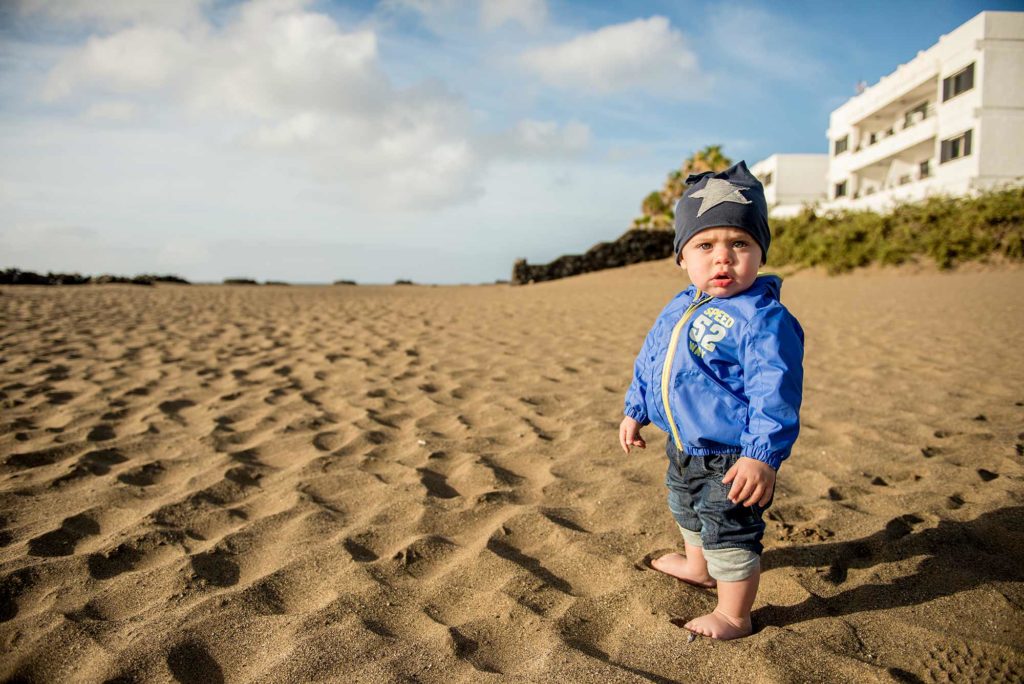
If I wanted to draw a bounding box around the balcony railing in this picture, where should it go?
[843,118,936,175]
[852,104,937,153]
[850,162,934,199]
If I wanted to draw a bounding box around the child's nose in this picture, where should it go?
[713,247,732,264]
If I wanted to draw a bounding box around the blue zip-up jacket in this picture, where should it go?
[624,275,804,470]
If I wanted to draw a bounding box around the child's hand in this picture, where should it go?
[722,457,776,507]
[619,417,646,454]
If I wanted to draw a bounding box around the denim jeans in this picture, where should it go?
[665,438,772,556]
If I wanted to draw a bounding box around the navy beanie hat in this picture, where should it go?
[673,160,770,264]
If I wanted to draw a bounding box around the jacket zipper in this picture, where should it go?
[660,291,712,450]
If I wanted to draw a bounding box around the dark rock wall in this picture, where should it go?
[512,229,674,285]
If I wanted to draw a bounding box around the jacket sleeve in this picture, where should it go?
[623,320,660,425]
[738,306,804,470]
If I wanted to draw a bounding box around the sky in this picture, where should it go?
[1,0,1020,284]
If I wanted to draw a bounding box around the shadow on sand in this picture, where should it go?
[756,505,1024,628]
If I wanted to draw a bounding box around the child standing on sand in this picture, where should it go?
[618,161,804,640]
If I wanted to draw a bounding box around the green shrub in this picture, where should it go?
[769,186,1024,273]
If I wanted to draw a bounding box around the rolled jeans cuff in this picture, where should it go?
[677,524,703,549]
[703,547,759,582]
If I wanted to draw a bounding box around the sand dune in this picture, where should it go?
[1,262,1023,682]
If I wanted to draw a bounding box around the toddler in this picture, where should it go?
[619,161,804,640]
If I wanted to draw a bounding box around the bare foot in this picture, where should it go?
[650,553,716,588]
[684,608,752,640]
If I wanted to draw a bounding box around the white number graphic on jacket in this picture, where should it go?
[688,308,735,354]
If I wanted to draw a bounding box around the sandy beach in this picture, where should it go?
[1,261,1023,683]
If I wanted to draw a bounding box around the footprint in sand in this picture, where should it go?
[52,448,127,487]
[922,642,1023,683]
[416,468,460,499]
[167,640,225,684]
[159,399,196,423]
[28,513,100,557]
[0,568,36,623]
[86,424,116,442]
[313,431,343,452]
[190,550,240,587]
[87,529,185,580]
[0,516,12,548]
[343,537,379,563]
[117,461,166,487]
[7,444,79,469]
[46,390,75,405]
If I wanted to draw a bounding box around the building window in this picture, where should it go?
[834,136,848,155]
[919,159,931,179]
[869,132,877,145]
[762,172,773,186]
[834,181,848,198]
[940,130,972,163]
[942,63,974,101]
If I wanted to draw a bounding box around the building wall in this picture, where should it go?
[977,12,1024,182]
[775,155,828,204]
[750,154,827,217]
[822,11,1023,212]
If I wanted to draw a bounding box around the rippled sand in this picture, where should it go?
[1,262,1023,682]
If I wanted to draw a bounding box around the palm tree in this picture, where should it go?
[682,144,731,177]
[631,145,733,231]
[641,191,667,217]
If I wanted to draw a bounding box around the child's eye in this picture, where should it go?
[696,243,712,250]
[732,240,748,248]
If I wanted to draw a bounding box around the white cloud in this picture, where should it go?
[480,0,547,31]
[492,118,590,158]
[83,99,139,121]
[519,16,704,96]
[43,26,194,100]
[38,0,485,208]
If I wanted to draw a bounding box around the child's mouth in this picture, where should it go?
[710,273,733,287]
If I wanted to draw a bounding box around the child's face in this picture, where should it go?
[678,227,762,298]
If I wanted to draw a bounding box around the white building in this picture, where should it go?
[825,11,1024,212]
[750,154,829,217]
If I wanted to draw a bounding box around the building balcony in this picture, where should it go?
[843,112,937,173]
[827,172,968,213]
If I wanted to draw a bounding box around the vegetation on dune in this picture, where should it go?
[632,144,733,230]
[0,269,189,286]
[514,140,1022,284]
[630,144,1024,274]
[770,186,1024,273]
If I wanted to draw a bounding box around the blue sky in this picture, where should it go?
[1,0,1019,283]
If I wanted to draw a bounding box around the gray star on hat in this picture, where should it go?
[689,178,751,217]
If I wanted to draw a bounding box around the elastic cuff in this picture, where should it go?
[676,523,702,548]
[624,406,649,425]
[703,547,760,582]
[740,448,783,471]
